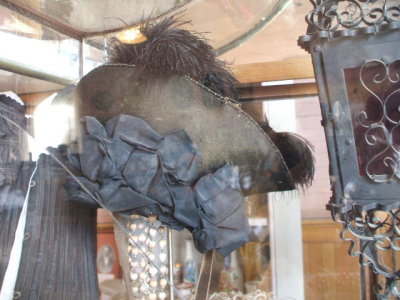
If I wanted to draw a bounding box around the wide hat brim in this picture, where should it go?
[74,64,294,195]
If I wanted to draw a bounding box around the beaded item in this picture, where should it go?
[127,215,169,300]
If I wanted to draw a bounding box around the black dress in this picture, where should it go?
[0,94,99,300]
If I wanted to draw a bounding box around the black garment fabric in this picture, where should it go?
[0,94,27,182]
[65,114,250,256]
[0,153,99,300]
[0,94,27,292]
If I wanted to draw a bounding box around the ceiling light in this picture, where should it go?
[116,27,147,44]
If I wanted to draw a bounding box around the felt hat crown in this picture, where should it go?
[74,65,295,196]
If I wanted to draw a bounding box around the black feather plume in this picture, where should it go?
[261,121,315,189]
[108,16,238,98]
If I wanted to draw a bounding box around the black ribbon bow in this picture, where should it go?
[65,114,250,256]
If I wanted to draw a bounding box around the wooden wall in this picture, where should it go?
[302,219,361,300]
[19,91,57,115]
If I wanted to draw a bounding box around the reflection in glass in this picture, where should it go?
[97,244,116,274]
[0,6,80,82]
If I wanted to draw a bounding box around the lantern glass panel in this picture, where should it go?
[344,62,400,181]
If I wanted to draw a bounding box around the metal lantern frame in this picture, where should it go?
[299,0,400,298]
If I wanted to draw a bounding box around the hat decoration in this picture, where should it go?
[67,16,315,256]
[107,16,314,189]
[108,17,238,99]
[65,114,250,256]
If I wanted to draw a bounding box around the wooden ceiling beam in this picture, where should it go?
[238,82,317,101]
[231,56,315,84]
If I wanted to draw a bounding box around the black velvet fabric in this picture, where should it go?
[65,114,250,256]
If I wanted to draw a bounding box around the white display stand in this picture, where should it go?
[264,100,305,300]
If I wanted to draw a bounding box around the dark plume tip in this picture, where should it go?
[260,122,315,189]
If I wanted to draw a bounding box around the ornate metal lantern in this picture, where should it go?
[299,0,400,297]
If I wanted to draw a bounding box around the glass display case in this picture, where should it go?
[0,1,373,300]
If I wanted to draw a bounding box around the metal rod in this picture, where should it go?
[0,56,76,86]
[103,37,109,64]
[79,40,84,78]
[168,228,174,300]
[360,259,367,300]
